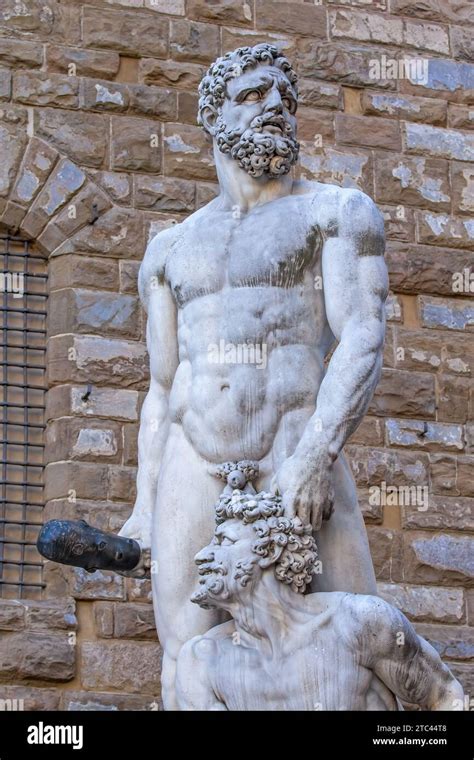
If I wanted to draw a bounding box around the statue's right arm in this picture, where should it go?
[118,229,180,548]
[176,637,228,711]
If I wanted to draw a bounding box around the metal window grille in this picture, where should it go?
[0,235,47,599]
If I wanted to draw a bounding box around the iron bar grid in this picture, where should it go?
[0,235,47,599]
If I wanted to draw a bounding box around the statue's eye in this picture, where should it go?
[221,537,234,546]
[243,90,261,103]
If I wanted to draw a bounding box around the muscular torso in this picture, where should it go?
[153,186,336,464]
[199,596,397,711]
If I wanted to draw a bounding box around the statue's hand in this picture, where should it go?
[272,450,334,531]
[118,507,152,550]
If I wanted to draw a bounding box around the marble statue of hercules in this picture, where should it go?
[119,43,389,709]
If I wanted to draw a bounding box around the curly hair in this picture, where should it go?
[215,490,317,594]
[198,43,298,133]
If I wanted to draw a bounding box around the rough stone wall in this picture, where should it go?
[0,0,472,710]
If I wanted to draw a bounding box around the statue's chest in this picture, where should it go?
[166,204,321,308]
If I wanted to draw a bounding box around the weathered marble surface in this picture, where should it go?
[119,43,390,709]
[176,494,464,711]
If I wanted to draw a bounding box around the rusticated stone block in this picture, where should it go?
[196,181,219,209]
[0,38,43,68]
[449,105,474,131]
[134,175,195,212]
[45,418,122,464]
[403,494,474,531]
[257,0,326,37]
[25,598,77,631]
[0,632,75,682]
[81,641,162,694]
[0,601,25,631]
[385,293,403,321]
[108,466,137,502]
[20,158,86,239]
[367,527,402,582]
[91,171,132,206]
[52,207,145,259]
[139,58,205,90]
[417,210,474,250]
[386,242,472,296]
[46,45,120,80]
[347,446,429,488]
[403,532,474,586]
[298,80,342,111]
[347,416,384,447]
[420,296,474,332]
[386,419,464,452]
[48,289,140,340]
[369,368,435,418]
[336,114,401,150]
[458,457,474,497]
[178,91,199,125]
[45,385,139,423]
[329,9,403,46]
[377,583,465,624]
[222,28,296,59]
[48,335,149,389]
[170,19,220,64]
[72,568,125,601]
[404,20,449,54]
[391,0,474,26]
[0,105,28,198]
[405,123,474,163]
[188,0,253,26]
[34,108,107,168]
[113,603,157,640]
[61,690,161,711]
[441,373,471,423]
[44,461,109,501]
[10,137,58,207]
[415,624,474,661]
[0,68,11,100]
[451,162,474,216]
[123,423,138,465]
[299,146,372,191]
[120,261,140,295]
[429,454,458,495]
[375,156,450,211]
[450,26,474,63]
[13,71,79,108]
[111,117,161,173]
[392,328,474,376]
[0,0,80,44]
[127,577,153,603]
[49,255,119,292]
[164,122,215,181]
[83,7,168,58]
[0,686,60,711]
[296,41,396,89]
[361,91,446,126]
[94,602,114,638]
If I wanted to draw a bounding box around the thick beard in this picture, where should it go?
[215,116,299,179]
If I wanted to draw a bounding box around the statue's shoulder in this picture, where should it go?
[298,181,385,250]
[181,621,234,663]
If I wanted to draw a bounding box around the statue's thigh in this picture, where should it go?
[312,452,377,595]
[150,424,223,651]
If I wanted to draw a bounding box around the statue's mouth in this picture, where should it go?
[263,119,285,133]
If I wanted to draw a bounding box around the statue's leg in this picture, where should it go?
[150,423,223,710]
[312,452,377,594]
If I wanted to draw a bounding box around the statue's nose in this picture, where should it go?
[195,547,213,564]
[265,87,283,113]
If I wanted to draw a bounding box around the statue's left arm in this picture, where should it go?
[359,597,464,710]
[275,189,388,529]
